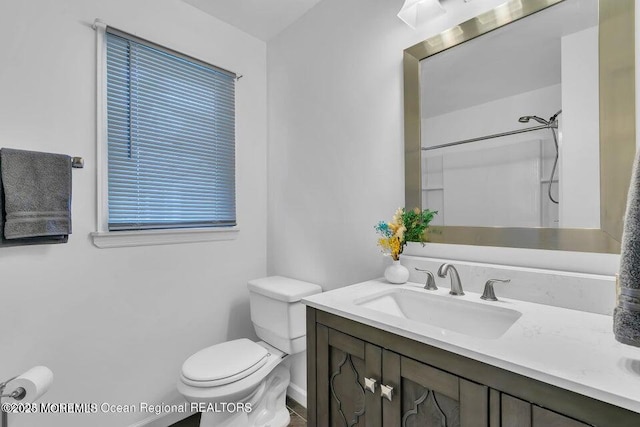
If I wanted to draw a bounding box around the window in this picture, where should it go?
[104,28,236,232]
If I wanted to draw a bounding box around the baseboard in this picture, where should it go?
[287,382,307,408]
[127,398,195,427]
[128,384,305,426]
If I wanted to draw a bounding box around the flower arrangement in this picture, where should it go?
[375,208,437,261]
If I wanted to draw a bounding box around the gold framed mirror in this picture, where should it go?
[404,0,635,254]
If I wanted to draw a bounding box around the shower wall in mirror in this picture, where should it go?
[421,0,597,229]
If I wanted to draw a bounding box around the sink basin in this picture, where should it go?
[354,288,522,339]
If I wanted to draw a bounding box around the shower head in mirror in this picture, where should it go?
[518,115,549,125]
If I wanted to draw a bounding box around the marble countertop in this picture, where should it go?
[303,279,640,413]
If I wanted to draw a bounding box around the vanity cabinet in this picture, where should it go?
[314,325,382,426]
[307,308,640,427]
[501,394,590,427]
[381,352,488,427]
[314,324,487,426]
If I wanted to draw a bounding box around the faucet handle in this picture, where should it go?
[481,279,511,301]
[415,268,438,291]
[437,263,449,278]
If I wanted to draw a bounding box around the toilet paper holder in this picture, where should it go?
[0,366,53,427]
[0,376,26,400]
[1,376,27,427]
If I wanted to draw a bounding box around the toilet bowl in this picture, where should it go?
[177,276,322,427]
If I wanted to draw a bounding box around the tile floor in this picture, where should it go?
[170,397,307,426]
[286,396,307,426]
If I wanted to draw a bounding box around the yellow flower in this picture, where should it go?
[377,236,402,260]
[390,236,400,253]
[377,237,390,250]
[389,236,402,260]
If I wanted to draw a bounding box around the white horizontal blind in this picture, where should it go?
[106,29,236,231]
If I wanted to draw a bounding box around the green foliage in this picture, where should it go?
[402,208,438,244]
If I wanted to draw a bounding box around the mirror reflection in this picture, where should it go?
[420,0,598,229]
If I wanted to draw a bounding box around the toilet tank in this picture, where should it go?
[248,276,322,354]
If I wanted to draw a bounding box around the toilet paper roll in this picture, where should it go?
[6,366,53,404]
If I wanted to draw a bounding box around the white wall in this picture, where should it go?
[0,1,267,426]
[267,0,513,286]
[267,0,627,398]
[560,26,600,228]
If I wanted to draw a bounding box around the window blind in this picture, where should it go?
[106,29,236,231]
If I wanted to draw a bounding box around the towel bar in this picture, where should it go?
[71,157,84,169]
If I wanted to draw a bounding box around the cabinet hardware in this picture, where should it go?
[381,384,394,401]
[364,377,377,394]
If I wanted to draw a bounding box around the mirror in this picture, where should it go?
[403,0,635,253]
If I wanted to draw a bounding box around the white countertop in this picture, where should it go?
[303,279,640,413]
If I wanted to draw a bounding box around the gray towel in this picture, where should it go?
[614,149,640,346]
[0,148,71,241]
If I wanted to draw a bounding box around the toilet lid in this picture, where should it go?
[181,339,269,385]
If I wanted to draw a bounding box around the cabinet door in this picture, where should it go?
[501,394,590,427]
[382,351,489,427]
[316,325,383,426]
[501,394,532,427]
[533,406,591,427]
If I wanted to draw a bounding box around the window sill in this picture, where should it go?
[90,227,239,248]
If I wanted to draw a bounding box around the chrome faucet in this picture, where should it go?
[415,268,438,291]
[481,279,511,301]
[437,263,464,295]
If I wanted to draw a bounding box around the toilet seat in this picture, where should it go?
[181,339,269,387]
[178,341,286,405]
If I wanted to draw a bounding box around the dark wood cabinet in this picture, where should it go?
[382,351,488,427]
[501,394,532,427]
[315,323,488,427]
[501,394,590,427]
[532,405,591,427]
[308,307,640,427]
[315,325,381,426]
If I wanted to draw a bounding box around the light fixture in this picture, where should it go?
[397,0,446,29]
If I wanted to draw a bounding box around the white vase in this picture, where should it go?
[384,259,409,284]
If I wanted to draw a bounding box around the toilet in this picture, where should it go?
[177,276,322,427]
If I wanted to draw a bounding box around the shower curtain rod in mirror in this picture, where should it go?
[421,123,557,151]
